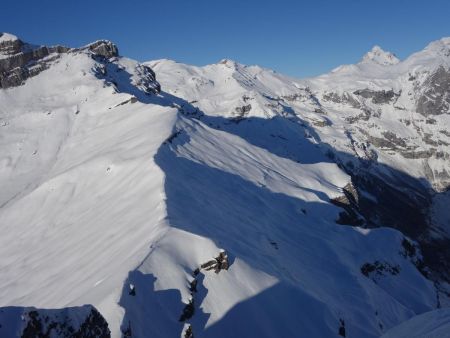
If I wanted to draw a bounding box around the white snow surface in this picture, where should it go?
[381,308,450,338]
[0,52,178,336]
[1,38,449,337]
[0,32,18,43]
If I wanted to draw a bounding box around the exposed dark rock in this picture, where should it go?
[269,240,279,250]
[134,65,161,94]
[439,130,450,137]
[312,118,331,127]
[400,148,436,159]
[281,93,304,102]
[353,88,399,104]
[331,182,364,226]
[0,305,110,338]
[189,279,198,293]
[0,34,120,89]
[401,238,417,258]
[338,319,346,337]
[327,148,450,282]
[75,308,110,338]
[234,104,252,119]
[0,34,70,88]
[361,261,401,282]
[184,324,194,338]
[381,131,407,148]
[421,238,450,282]
[365,131,407,150]
[349,171,430,239]
[164,130,183,145]
[0,33,23,55]
[343,182,359,204]
[86,40,119,59]
[200,251,229,274]
[122,321,132,338]
[179,299,195,322]
[417,66,450,116]
[93,59,160,96]
[423,133,439,146]
[0,33,159,96]
[323,91,361,109]
[114,96,138,108]
[242,94,252,102]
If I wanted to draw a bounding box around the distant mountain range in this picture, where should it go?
[1,32,450,337]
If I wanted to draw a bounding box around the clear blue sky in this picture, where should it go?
[3,0,450,77]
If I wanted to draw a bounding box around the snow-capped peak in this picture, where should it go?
[422,37,450,57]
[360,45,400,66]
[218,58,238,68]
[0,32,19,43]
[2,33,450,338]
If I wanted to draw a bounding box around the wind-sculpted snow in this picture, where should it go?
[0,44,177,336]
[1,34,449,338]
[141,112,436,337]
[150,39,450,283]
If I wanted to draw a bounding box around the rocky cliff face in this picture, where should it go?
[0,33,121,89]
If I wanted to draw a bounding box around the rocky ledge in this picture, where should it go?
[0,32,119,89]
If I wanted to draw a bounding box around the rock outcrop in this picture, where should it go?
[0,305,110,338]
[0,33,121,89]
[86,40,119,59]
[200,250,229,273]
[0,33,70,88]
[416,66,450,116]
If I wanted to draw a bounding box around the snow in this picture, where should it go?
[1,35,449,338]
[381,308,450,338]
[0,305,102,337]
[360,45,400,66]
[0,51,177,336]
[0,32,18,43]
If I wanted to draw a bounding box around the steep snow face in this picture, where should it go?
[150,41,450,298]
[0,34,448,338]
[0,44,177,336]
[115,109,437,338]
[143,38,450,337]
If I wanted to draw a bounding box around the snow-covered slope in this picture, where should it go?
[146,39,450,336]
[149,38,450,281]
[0,34,449,337]
[0,35,178,336]
[381,307,450,338]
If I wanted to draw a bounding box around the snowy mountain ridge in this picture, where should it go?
[360,45,400,66]
[0,33,450,337]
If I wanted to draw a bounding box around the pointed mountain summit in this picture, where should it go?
[360,45,400,66]
[0,32,19,43]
